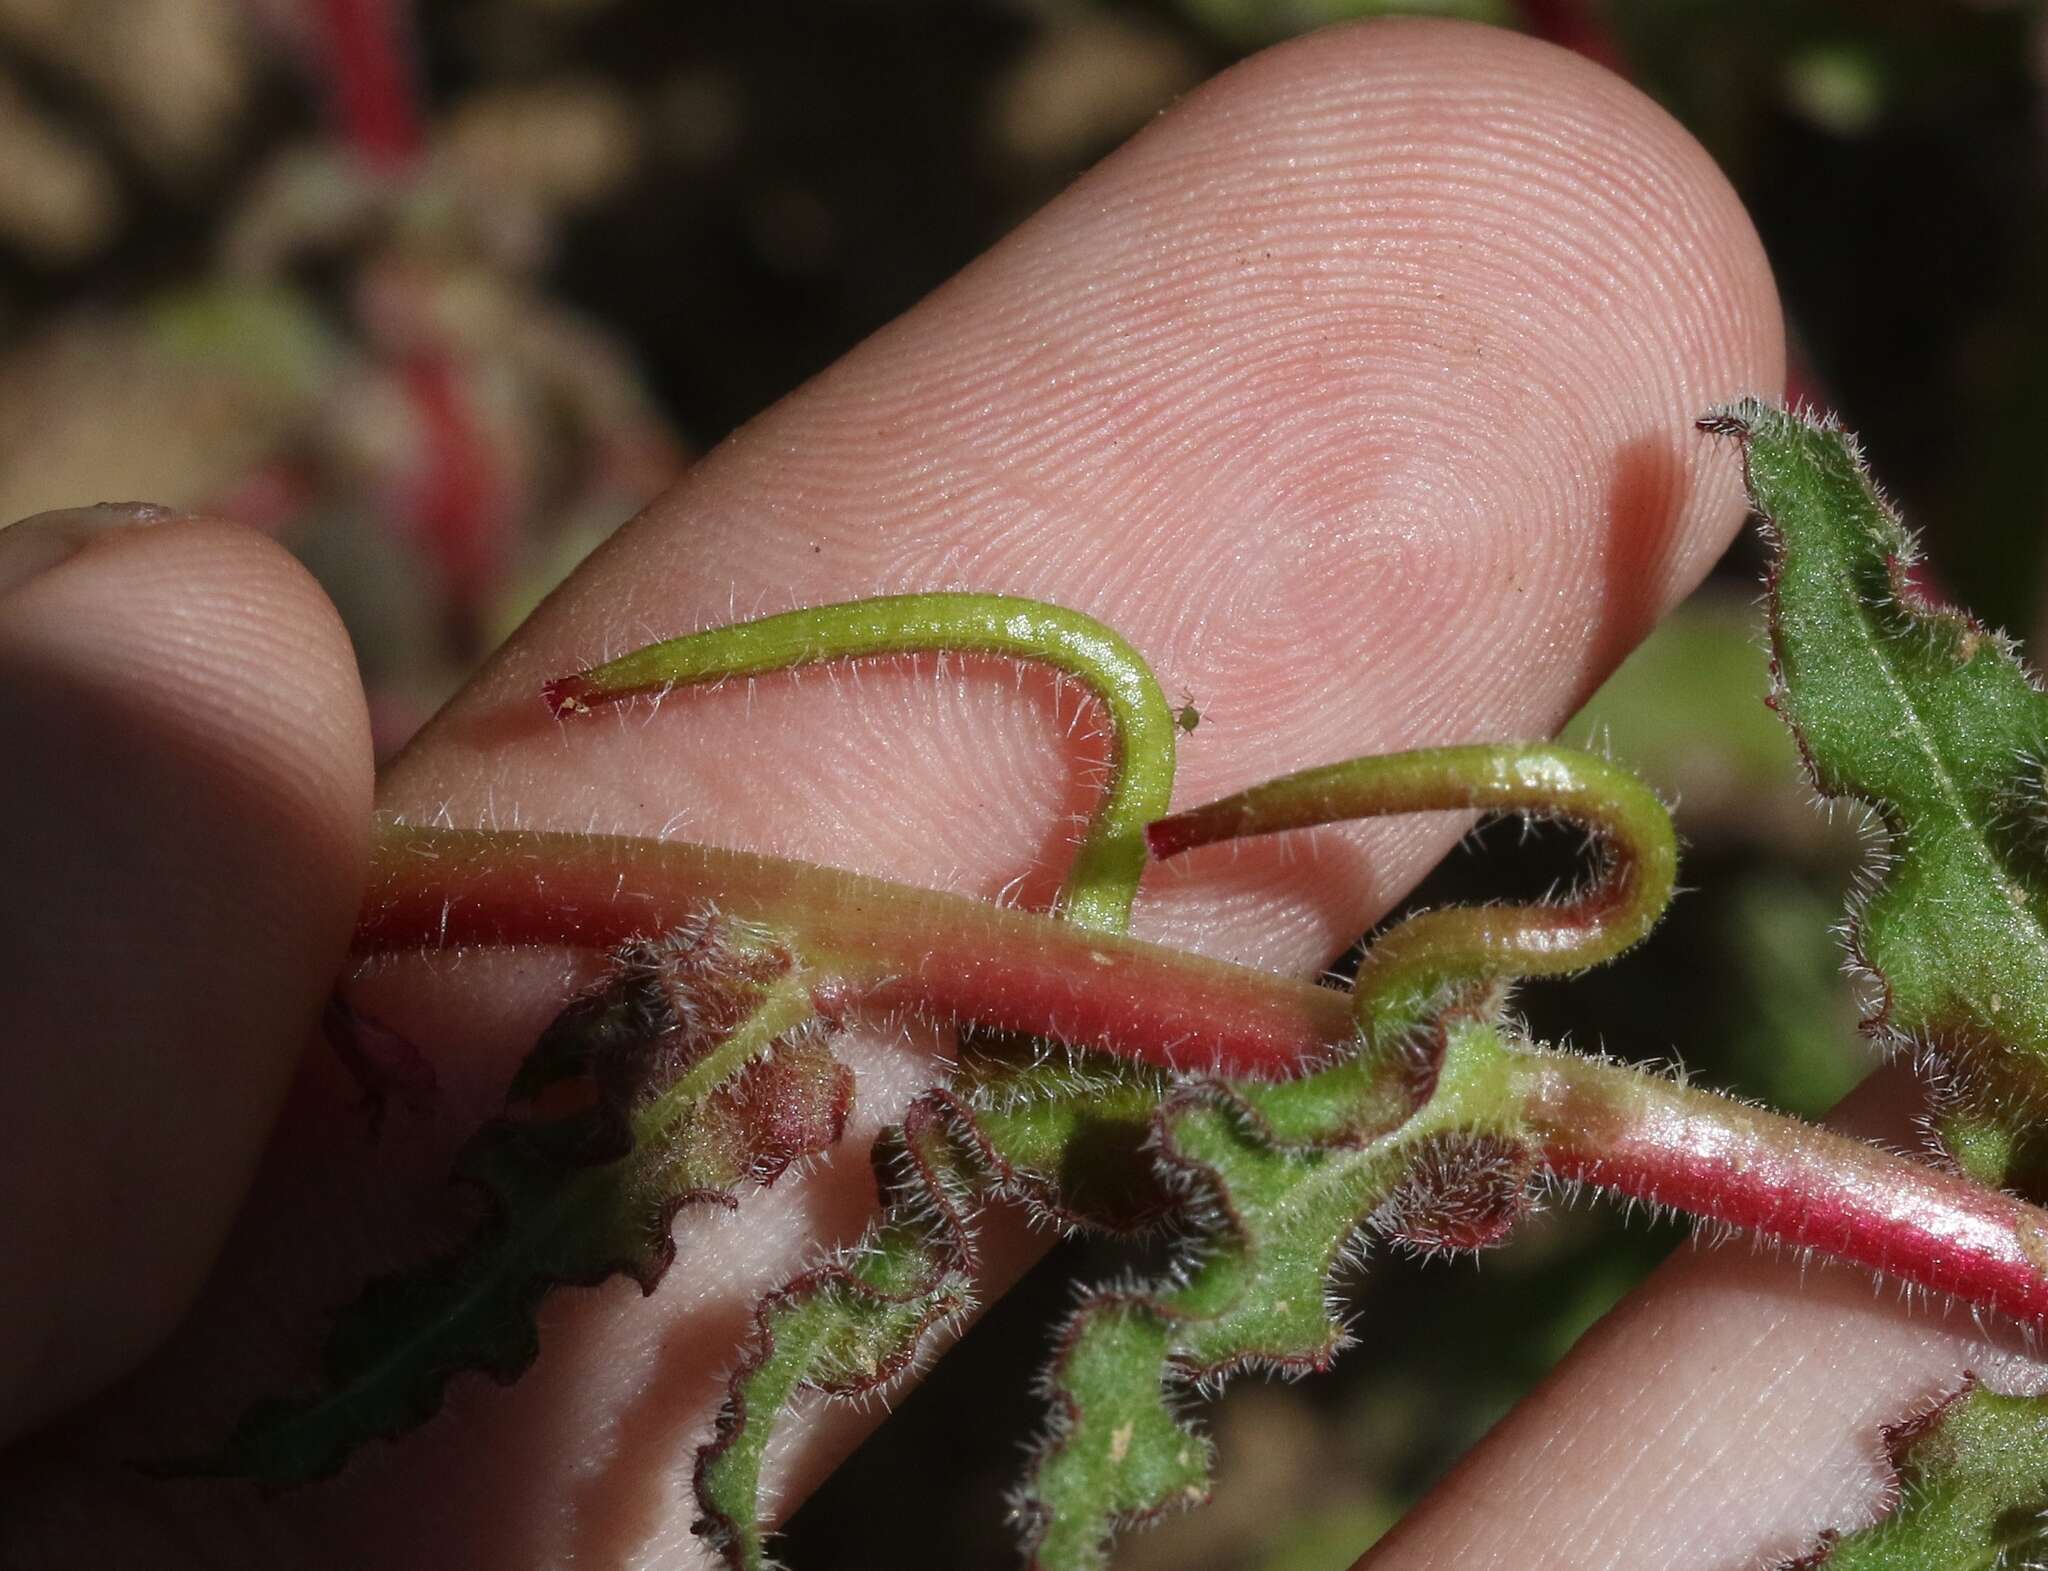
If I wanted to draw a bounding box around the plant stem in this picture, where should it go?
[356,822,1353,1076]
[1516,1050,2048,1328]
[540,594,1177,931]
[311,0,423,170]
[1149,744,1676,1040]
[357,820,2048,1330]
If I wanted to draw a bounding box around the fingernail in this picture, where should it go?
[0,504,182,598]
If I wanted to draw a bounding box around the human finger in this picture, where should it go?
[0,509,372,1437]
[11,20,1779,1568]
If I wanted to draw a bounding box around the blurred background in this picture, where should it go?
[0,1,2040,1566]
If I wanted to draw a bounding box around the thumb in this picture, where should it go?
[0,508,372,1436]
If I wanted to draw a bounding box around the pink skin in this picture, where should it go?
[0,509,371,1435]
[0,17,1950,1571]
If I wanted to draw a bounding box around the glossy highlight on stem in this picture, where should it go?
[1518,1051,2048,1329]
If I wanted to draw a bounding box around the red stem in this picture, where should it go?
[1521,1053,2048,1328]
[1513,0,1625,71]
[309,0,424,169]
[357,823,1355,1077]
[402,354,507,633]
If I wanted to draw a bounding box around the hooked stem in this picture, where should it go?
[540,594,1176,933]
[1149,744,1677,1041]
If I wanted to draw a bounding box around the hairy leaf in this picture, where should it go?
[1018,1019,1521,1568]
[1776,1380,2048,1570]
[683,587,1189,1566]
[1705,401,2048,1185]
[1023,1300,1211,1571]
[695,1102,980,1570]
[689,1036,1190,1570]
[1715,404,2048,1571]
[695,1220,975,1570]
[179,919,843,1485]
[691,1020,1424,1571]
[1011,734,1666,1568]
[953,1045,1178,1231]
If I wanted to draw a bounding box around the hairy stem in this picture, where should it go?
[540,594,1176,931]
[1517,1051,2048,1328]
[356,821,1352,1076]
[358,820,2048,1331]
[1149,744,1676,1040]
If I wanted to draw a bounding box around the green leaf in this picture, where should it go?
[1156,1099,1404,1368]
[685,586,1191,1566]
[177,922,842,1485]
[1775,1380,2048,1569]
[696,1104,980,1570]
[1019,1020,1523,1569]
[954,1045,1178,1231]
[689,1019,1440,1571]
[688,1038,1196,1571]
[1173,0,1510,50]
[1706,401,2048,1185]
[695,1217,975,1571]
[1023,1301,1212,1571]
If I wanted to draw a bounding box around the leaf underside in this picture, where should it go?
[1004,1018,1516,1571]
[690,981,1496,1571]
[1775,1379,2048,1570]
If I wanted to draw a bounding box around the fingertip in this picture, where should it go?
[0,510,372,1433]
[1092,14,1786,678]
[471,16,1782,970]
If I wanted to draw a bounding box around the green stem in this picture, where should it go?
[542,594,1176,931]
[1148,744,1677,1041]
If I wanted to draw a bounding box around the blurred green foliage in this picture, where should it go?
[1608,0,2048,637]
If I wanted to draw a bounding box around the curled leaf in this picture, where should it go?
[176,917,842,1485]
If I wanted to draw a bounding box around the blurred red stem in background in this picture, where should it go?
[1514,0,1624,70]
[309,0,423,169]
[402,354,508,641]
